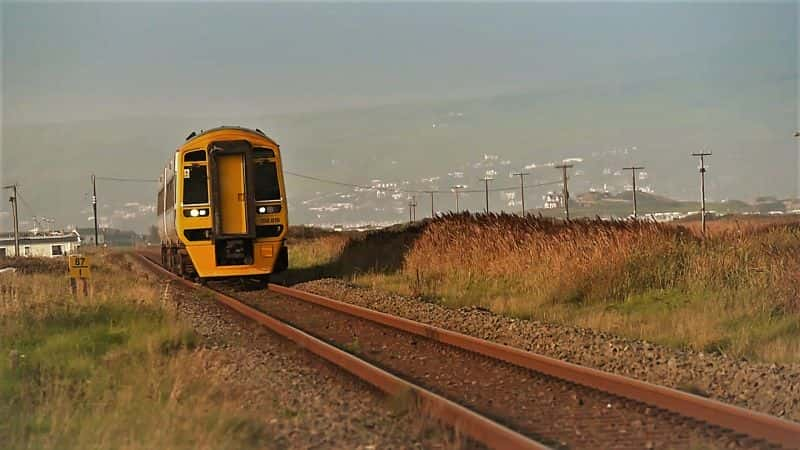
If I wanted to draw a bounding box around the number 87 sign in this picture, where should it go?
[68,255,92,279]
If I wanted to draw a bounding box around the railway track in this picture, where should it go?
[135,252,800,449]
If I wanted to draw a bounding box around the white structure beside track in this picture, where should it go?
[0,231,81,257]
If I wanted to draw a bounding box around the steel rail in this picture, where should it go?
[134,253,546,450]
[270,283,800,449]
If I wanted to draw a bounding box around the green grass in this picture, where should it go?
[0,254,273,450]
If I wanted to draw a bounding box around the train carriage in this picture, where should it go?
[157,126,288,281]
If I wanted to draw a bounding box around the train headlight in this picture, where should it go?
[257,205,281,214]
[184,208,209,218]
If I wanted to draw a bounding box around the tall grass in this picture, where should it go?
[0,253,273,449]
[304,214,800,363]
[406,214,798,308]
[404,214,800,361]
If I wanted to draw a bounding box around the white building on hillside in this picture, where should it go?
[0,231,81,258]
[543,191,563,209]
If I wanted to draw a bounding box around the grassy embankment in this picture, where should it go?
[0,254,271,449]
[287,215,800,363]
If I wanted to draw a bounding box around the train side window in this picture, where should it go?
[166,177,175,210]
[184,150,206,162]
[157,188,164,216]
[183,165,209,205]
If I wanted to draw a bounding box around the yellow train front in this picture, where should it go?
[157,126,288,281]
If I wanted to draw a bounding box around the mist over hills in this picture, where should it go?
[2,2,796,232]
[3,71,796,232]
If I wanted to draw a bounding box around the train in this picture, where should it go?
[157,126,288,282]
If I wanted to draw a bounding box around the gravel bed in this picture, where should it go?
[231,287,764,450]
[294,278,800,424]
[132,262,467,449]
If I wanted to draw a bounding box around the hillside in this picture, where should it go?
[3,71,796,231]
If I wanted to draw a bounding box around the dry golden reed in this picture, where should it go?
[339,213,799,362]
[403,213,800,312]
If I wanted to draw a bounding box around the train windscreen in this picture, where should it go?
[183,166,209,204]
[254,149,281,201]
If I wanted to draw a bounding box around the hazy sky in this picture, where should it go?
[5,2,795,123]
[1,2,798,230]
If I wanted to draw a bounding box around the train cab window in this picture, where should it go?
[253,148,275,159]
[253,151,280,201]
[184,150,206,162]
[183,166,209,205]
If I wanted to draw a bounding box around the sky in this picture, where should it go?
[1,2,798,230]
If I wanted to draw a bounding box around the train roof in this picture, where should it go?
[183,126,278,147]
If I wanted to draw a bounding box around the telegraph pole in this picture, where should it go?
[622,166,644,218]
[512,172,529,215]
[3,184,19,256]
[481,177,493,213]
[408,196,417,222]
[691,152,712,236]
[451,185,463,212]
[92,174,99,246]
[425,191,435,218]
[554,164,573,220]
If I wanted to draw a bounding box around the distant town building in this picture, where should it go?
[543,191,564,209]
[0,230,81,258]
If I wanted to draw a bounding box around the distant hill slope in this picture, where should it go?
[3,70,796,230]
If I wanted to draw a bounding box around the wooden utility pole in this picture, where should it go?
[451,185,463,212]
[3,184,19,256]
[481,177,493,213]
[691,152,712,236]
[407,196,417,222]
[425,191,435,218]
[622,166,645,218]
[91,174,99,246]
[554,164,573,220]
[512,172,529,215]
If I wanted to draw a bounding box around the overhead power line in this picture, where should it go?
[95,176,159,183]
[284,171,376,191]
[15,190,38,219]
[95,170,563,194]
[284,170,562,194]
